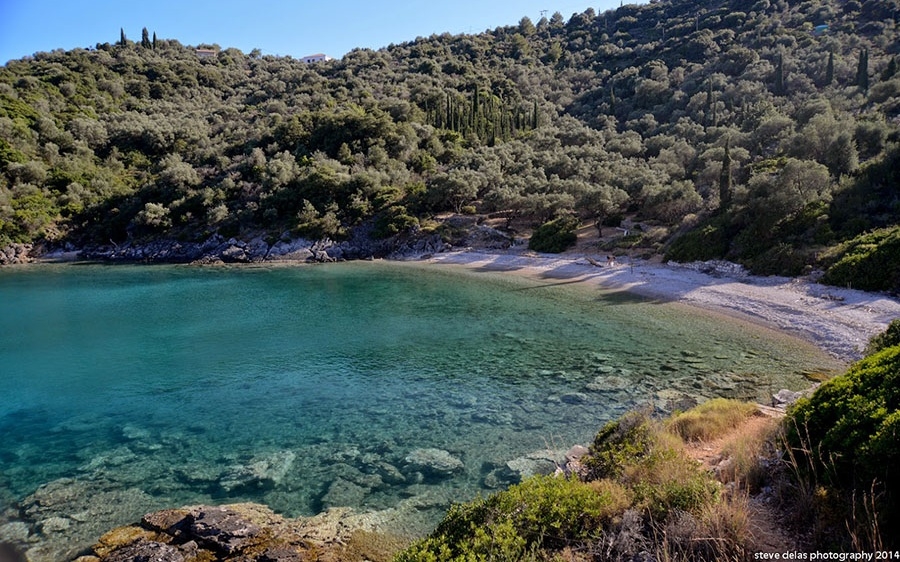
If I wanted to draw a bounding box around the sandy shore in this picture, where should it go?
[425,250,900,363]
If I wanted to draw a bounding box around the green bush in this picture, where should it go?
[822,226,900,293]
[786,345,900,544]
[396,475,622,561]
[583,410,655,480]
[867,318,900,354]
[664,219,730,263]
[528,215,579,253]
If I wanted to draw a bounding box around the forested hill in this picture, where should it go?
[1,0,899,290]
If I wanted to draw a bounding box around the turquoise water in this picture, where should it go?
[0,261,841,552]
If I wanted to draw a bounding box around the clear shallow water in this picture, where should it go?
[0,261,841,551]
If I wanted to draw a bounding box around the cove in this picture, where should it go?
[0,261,842,549]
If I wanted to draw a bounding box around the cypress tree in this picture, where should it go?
[825,50,834,86]
[857,48,869,92]
[775,53,786,96]
[882,56,898,80]
[152,32,157,49]
[119,28,127,46]
[719,138,733,211]
[141,27,151,48]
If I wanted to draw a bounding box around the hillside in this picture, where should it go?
[1,0,899,289]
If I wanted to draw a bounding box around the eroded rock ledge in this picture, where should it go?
[74,503,396,562]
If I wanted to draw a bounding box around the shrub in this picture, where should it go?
[396,475,625,561]
[822,225,900,293]
[664,218,730,262]
[866,318,900,355]
[583,410,656,480]
[528,214,579,253]
[786,346,900,546]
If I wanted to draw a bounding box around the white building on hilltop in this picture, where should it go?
[301,53,333,64]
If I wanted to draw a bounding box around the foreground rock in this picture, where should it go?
[75,503,404,562]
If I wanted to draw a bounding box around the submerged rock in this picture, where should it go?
[219,450,296,493]
[403,448,464,479]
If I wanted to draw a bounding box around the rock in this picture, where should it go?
[103,540,186,562]
[560,392,589,405]
[320,478,370,509]
[585,375,629,393]
[0,521,30,542]
[0,243,33,265]
[505,450,565,480]
[17,478,157,562]
[403,448,464,478]
[772,389,805,408]
[40,516,71,533]
[219,450,296,493]
[189,506,261,554]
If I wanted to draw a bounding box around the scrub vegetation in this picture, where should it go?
[0,0,898,290]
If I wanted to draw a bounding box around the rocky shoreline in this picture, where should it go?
[0,219,516,266]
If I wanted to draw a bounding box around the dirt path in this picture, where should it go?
[683,407,800,554]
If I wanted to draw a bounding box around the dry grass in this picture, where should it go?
[667,398,759,442]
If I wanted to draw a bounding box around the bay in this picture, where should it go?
[0,261,841,550]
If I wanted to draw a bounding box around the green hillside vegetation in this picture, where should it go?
[1,0,899,289]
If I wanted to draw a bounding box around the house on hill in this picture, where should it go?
[301,53,333,64]
[195,48,219,59]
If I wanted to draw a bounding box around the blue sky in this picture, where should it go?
[0,1,632,65]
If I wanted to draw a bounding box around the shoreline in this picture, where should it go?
[9,247,900,362]
[423,249,900,364]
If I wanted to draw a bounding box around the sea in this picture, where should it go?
[0,261,843,558]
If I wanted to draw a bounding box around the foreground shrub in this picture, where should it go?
[528,214,579,253]
[786,345,900,548]
[396,475,626,561]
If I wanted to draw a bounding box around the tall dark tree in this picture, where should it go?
[141,27,151,48]
[719,138,733,211]
[857,48,869,92]
[775,52,786,96]
[152,32,157,49]
[119,27,127,46]
[825,50,835,86]
[882,56,898,80]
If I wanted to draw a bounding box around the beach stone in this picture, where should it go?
[403,448,464,478]
[219,450,296,493]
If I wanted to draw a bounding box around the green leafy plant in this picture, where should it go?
[527,214,579,253]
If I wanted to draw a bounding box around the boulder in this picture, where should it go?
[772,389,805,409]
[505,450,565,480]
[189,506,261,554]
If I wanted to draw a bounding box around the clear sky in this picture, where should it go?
[0,1,634,65]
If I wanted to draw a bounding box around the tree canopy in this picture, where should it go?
[1,0,899,287]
